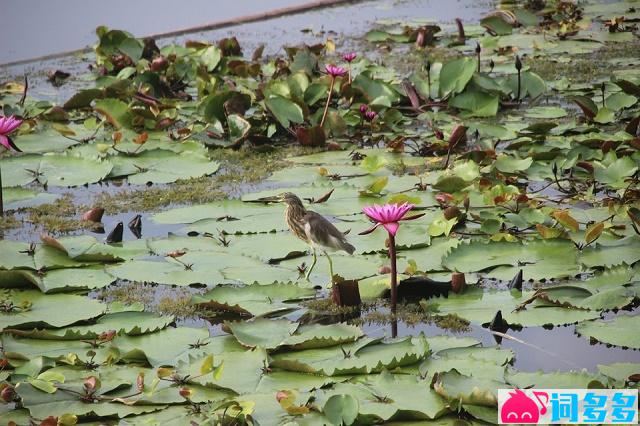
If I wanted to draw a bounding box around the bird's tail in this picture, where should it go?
[342,241,356,255]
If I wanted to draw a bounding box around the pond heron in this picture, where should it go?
[277,192,355,280]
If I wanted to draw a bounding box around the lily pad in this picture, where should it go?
[576,315,640,349]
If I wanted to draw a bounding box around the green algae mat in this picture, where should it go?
[1,0,640,424]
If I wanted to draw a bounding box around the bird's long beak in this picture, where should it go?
[251,195,283,204]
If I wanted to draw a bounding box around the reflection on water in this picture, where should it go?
[170,298,640,373]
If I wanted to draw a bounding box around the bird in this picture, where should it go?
[277,192,355,280]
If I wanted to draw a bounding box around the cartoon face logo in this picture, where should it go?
[500,389,548,424]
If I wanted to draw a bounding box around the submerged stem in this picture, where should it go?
[320,77,336,128]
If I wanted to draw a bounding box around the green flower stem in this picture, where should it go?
[388,233,397,315]
[388,232,398,338]
[0,163,4,217]
[320,77,336,128]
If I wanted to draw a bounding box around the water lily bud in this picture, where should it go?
[112,131,122,144]
[133,132,148,145]
[1,384,15,402]
[82,207,105,223]
[136,373,145,391]
[364,110,378,122]
[150,55,168,72]
[489,59,495,72]
[83,376,100,394]
[359,104,369,114]
[425,59,431,72]
[327,141,342,151]
[515,55,522,71]
[157,367,173,378]
[167,250,186,258]
[434,128,444,140]
[435,192,454,205]
[443,206,461,220]
[276,390,289,402]
[415,28,426,48]
[98,329,116,342]
[378,265,392,274]
[475,42,481,54]
[448,125,468,148]
[179,387,193,399]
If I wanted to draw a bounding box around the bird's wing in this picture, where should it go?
[304,211,354,253]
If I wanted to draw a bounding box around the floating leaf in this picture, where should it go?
[323,394,359,426]
[577,315,640,349]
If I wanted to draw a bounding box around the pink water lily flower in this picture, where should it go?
[342,52,357,62]
[360,202,424,324]
[364,110,378,122]
[361,202,420,236]
[324,64,347,77]
[0,116,23,152]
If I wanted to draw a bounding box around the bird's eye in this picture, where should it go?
[522,412,533,419]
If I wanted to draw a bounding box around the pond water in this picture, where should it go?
[1,0,493,65]
[1,1,639,422]
[1,0,326,65]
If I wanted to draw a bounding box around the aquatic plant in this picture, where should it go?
[0,115,23,216]
[361,203,423,317]
[320,64,347,127]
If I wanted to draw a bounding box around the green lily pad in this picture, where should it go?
[194,282,315,317]
[109,149,220,184]
[227,318,299,350]
[1,153,113,187]
[2,187,60,210]
[0,290,105,330]
[271,335,429,376]
[576,314,640,349]
[524,106,567,119]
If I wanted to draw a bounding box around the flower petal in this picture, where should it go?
[382,222,399,236]
[362,206,381,222]
[358,222,380,235]
[401,213,425,221]
[0,116,22,135]
[0,135,9,150]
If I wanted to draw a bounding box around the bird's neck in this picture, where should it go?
[285,203,306,221]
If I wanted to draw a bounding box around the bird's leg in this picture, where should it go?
[305,248,317,280]
[324,250,334,284]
